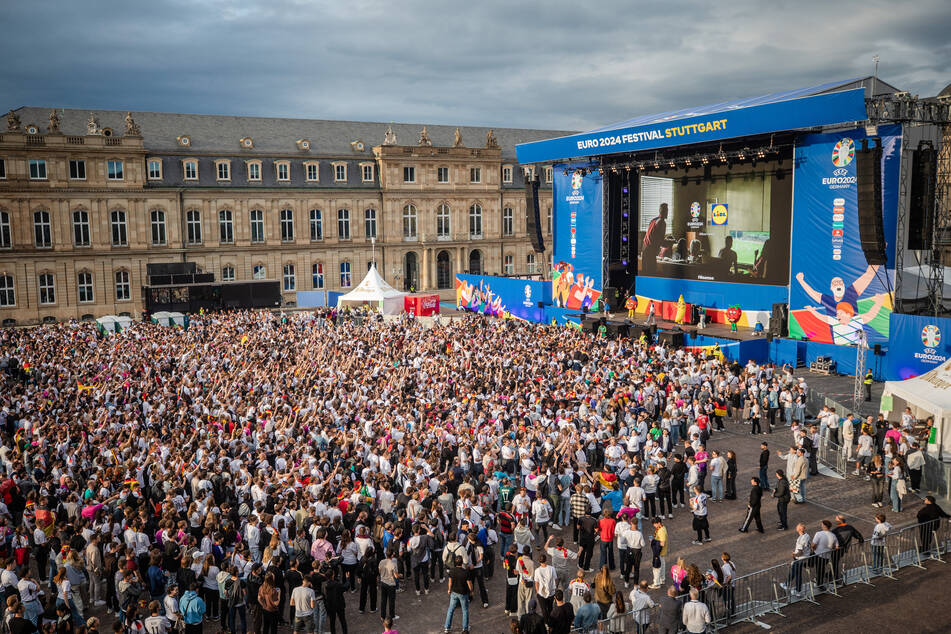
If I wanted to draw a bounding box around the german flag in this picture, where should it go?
[596,471,618,490]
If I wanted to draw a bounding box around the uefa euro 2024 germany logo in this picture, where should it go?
[571,170,584,191]
[922,324,941,349]
[832,138,855,167]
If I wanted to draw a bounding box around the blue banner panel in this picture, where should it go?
[788,124,902,347]
[296,291,343,308]
[552,166,604,307]
[516,89,869,164]
[885,313,951,380]
[635,276,788,311]
[544,305,584,328]
[455,274,551,322]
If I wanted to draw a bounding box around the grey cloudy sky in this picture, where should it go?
[2,0,949,131]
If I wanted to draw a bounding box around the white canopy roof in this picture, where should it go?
[336,264,406,313]
[883,358,951,458]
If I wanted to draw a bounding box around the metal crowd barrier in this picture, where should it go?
[568,602,663,634]
[567,519,950,632]
[816,436,848,477]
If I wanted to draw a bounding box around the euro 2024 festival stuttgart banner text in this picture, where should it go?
[787,125,901,347]
[552,166,603,310]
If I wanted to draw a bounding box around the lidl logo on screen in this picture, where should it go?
[917,324,947,364]
[710,203,728,225]
[832,138,855,167]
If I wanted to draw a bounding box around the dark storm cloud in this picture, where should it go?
[1,0,948,131]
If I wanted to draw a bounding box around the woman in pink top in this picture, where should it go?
[885,423,903,448]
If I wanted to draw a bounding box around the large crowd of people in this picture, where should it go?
[0,309,940,634]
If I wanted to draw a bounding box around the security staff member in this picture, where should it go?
[864,370,873,401]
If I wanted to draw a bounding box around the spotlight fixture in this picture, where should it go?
[668,160,676,169]
[624,164,631,172]
[684,157,692,167]
[701,155,710,165]
[756,148,766,159]
[653,160,660,170]
[737,148,747,160]
[611,166,618,174]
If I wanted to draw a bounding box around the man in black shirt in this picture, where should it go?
[831,514,864,582]
[772,470,791,530]
[657,585,681,634]
[547,589,574,634]
[739,477,764,533]
[519,599,547,634]
[577,512,599,571]
[8,602,38,634]
[444,556,472,634]
[284,559,303,623]
[758,442,770,489]
[266,556,287,623]
[917,495,951,553]
[323,569,348,634]
[670,455,687,508]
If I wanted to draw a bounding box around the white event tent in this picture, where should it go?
[882,358,951,458]
[336,264,406,314]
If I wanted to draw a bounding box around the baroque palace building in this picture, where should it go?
[0,107,567,325]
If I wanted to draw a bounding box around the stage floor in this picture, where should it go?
[596,311,767,342]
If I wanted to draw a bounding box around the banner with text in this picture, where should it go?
[787,124,902,347]
[516,89,868,163]
[885,313,951,380]
[552,165,603,310]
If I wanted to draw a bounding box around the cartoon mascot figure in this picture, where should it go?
[726,305,742,332]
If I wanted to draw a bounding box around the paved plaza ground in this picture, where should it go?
[78,370,945,634]
[335,373,943,634]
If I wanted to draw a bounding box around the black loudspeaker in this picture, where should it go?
[658,331,684,347]
[874,343,882,355]
[524,173,545,253]
[908,142,937,251]
[855,140,886,265]
[582,317,599,333]
[606,320,629,338]
[537,301,545,309]
[770,303,788,337]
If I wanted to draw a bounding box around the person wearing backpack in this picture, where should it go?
[407,525,432,596]
[178,582,206,634]
[221,568,246,634]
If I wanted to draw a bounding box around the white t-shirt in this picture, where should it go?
[291,585,316,617]
[812,530,837,557]
[533,565,557,598]
[532,499,552,524]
